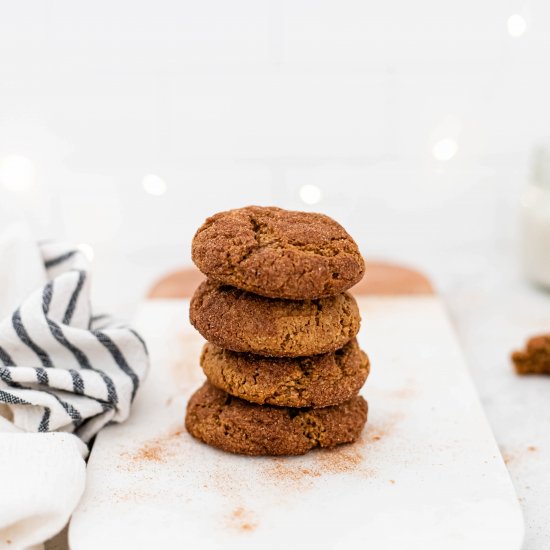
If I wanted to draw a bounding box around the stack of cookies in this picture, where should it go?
[185,206,370,456]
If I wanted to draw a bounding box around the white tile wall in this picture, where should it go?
[0,0,549,313]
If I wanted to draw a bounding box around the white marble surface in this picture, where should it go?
[71,297,524,550]
[433,245,550,550]
[83,238,549,549]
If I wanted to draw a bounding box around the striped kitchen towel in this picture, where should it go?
[0,235,149,443]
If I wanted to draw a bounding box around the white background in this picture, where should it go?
[0,2,549,548]
[0,0,548,311]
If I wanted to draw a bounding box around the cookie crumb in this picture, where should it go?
[512,335,550,375]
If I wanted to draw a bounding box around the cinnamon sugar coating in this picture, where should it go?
[200,339,369,408]
[190,280,361,357]
[192,206,365,300]
[185,382,368,456]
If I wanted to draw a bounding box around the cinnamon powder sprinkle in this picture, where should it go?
[264,437,373,488]
[315,444,365,474]
[227,507,258,533]
[502,445,539,466]
[133,441,165,462]
[121,425,186,468]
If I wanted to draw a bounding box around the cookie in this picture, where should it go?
[192,206,365,300]
[200,339,370,408]
[185,382,368,456]
[189,280,361,357]
[512,335,550,375]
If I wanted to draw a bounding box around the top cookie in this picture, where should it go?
[192,206,365,300]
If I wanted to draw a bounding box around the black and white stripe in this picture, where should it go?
[44,250,77,269]
[0,242,149,442]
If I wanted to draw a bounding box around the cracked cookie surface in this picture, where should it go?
[185,381,368,456]
[201,339,370,408]
[192,206,365,300]
[190,280,361,357]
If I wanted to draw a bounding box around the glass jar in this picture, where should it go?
[521,146,550,289]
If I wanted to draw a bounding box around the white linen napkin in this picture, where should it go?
[0,223,149,549]
[0,433,86,550]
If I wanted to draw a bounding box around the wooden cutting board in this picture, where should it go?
[69,263,524,550]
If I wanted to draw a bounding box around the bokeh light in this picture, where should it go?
[432,138,458,162]
[299,184,323,205]
[507,14,527,38]
[142,174,167,196]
